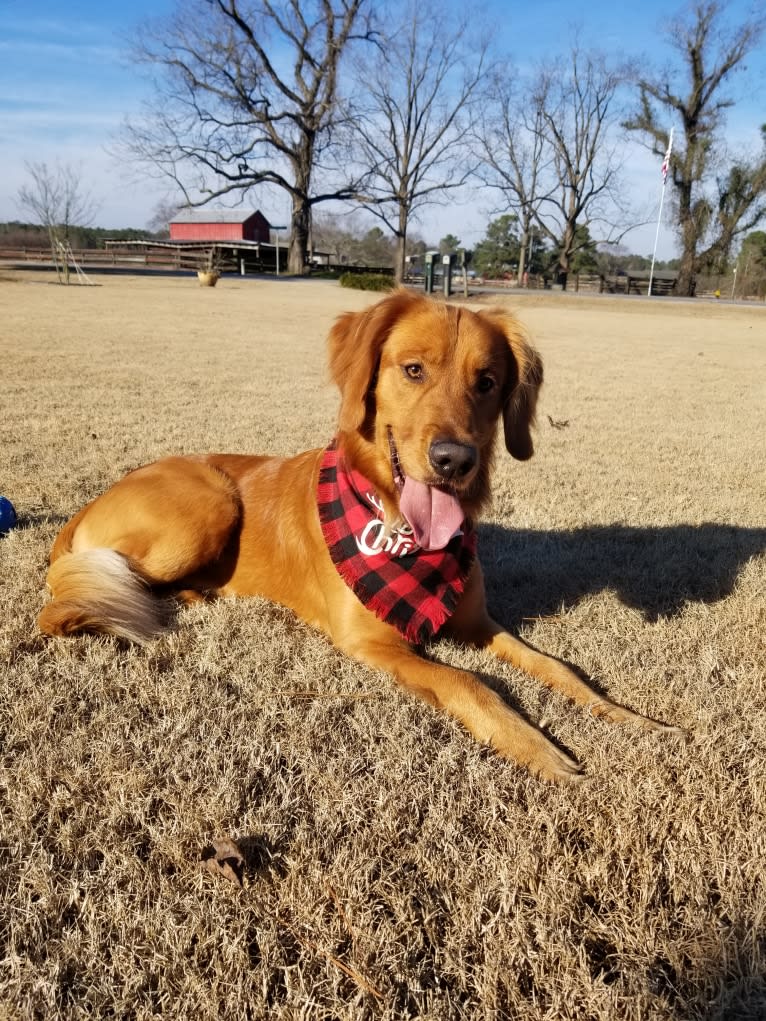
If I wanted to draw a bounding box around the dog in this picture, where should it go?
[38,288,677,781]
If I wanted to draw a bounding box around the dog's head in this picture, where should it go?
[328,289,543,548]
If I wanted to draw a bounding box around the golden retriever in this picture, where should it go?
[38,289,676,780]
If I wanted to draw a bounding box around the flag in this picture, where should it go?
[661,129,674,183]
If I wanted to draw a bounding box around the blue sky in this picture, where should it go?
[1,0,764,258]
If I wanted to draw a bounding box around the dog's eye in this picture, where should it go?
[403,363,424,382]
[477,374,496,394]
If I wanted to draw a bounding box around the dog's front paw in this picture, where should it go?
[589,698,686,737]
[525,739,585,783]
[490,720,584,783]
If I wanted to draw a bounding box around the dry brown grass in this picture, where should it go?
[1,272,765,1020]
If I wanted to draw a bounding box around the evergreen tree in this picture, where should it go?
[472,215,520,278]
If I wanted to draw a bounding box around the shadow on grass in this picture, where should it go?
[5,511,71,531]
[479,523,766,625]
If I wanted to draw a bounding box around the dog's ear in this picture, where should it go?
[328,288,421,433]
[477,309,544,461]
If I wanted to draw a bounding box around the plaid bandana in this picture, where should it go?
[317,441,477,644]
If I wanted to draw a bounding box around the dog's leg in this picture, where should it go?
[479,623,678,729]
[338,625,584,782]
[447,566,681,733]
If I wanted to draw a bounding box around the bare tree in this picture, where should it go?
[474,74,552,285]
[735,228,766,298]
[624,2,766,295]
[121,0,374,274]
[309,210,354,264]
[147,197,184,237]
[707,132,766,271]
[477,48,632,289]
[17,161,99,284]
[533,49,632,288]
[350,3,490,282]
[312,209,395,266]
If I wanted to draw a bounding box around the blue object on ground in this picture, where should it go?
[0,496,17,533]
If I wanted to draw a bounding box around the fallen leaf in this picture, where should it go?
[202,837,245,888]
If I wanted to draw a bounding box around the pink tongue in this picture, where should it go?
[400,477,465,550]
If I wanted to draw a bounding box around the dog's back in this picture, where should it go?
[38,449,337,642]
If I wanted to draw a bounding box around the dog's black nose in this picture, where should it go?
[429,441,478,480]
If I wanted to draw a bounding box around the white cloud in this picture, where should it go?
[0,39,123,63]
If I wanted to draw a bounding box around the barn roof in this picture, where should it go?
[170,208,268,225]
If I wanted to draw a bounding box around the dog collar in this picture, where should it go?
[317,441,477,644]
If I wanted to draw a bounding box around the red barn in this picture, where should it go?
[169,209,272,243]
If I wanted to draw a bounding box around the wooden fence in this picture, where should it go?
[0,245,268,274]
[2,248,763,300]
[0,246,201,271]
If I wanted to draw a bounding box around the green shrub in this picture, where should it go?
[338,272,396,292]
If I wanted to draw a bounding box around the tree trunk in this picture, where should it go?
[676,248,697,297]
[517,227,529,286]
[557,230,574,290]
[47,227,63,284]
[394,235,407,284]
[394,204,409,284]
[288,197,311,275]
[676,182,698,296]
[551,216,577,290]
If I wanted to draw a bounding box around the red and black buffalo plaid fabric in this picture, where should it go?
[317,441,477,645]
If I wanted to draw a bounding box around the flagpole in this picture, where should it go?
[649,128,673,298]
[648,188,667,297]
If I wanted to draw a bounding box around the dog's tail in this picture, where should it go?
[38,548,167,644]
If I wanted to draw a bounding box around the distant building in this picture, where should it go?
[169,209,272,244]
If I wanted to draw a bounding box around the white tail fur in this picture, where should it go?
[39,548,167,644]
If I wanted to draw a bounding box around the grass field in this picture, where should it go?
[1,272,765,1020]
